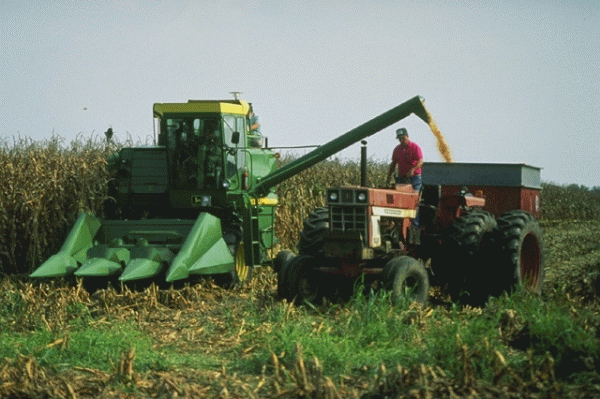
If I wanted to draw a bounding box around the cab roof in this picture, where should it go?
[153,99,250,117]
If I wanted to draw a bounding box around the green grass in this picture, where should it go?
[0,320,164,372]
[0,271,598,394]
[230,286,599,385]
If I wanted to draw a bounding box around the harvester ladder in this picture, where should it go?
[241,193,262,266]
[249,204,261,265]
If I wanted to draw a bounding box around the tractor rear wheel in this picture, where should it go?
[384,256,429,307]
[298,208,329,256]
[284,254,321,305]
[273,250,294,274]
[433,209,496,302]
[275,250,295,299]
[487,210,544,297]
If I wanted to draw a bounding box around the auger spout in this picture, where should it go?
[251,95,431,197]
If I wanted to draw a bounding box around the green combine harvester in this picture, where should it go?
[30,95,433,288]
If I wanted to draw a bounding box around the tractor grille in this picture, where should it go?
[330,205,368,240]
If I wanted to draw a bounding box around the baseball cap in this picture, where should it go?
[396,128,408,138]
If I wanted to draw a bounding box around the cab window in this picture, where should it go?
[223,115,245,178]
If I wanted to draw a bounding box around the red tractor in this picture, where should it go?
[275,154,544,307]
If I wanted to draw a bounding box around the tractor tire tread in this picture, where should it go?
[298,207,329,256]
[490,210,544,295]
[385,256,429,307]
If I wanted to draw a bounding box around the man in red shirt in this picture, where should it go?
[386,128,424,192]
[386,128,423,229]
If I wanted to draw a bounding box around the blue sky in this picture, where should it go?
[2,0,599,187]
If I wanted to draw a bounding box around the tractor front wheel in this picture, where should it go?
[273,250,294,274]
[283,254,321,305]
[384,256,429,307]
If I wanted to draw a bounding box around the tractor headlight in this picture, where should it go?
[222,179,231,189]
[192,195,212,207]
[200,195,212,207]
[356,191,368,203]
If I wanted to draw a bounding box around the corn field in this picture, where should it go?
[540,182,600,221]
[0,135,111,274]
[1,136,599,275]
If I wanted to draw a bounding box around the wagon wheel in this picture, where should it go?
[486,210,544,297]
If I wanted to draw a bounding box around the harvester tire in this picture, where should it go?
[233,241,253,286]
[284,254,321,305]
[298,208,329,257]
[385,256,429,307]
[217,228,253,288]
[487,210,544,297]
[433,209,496,303]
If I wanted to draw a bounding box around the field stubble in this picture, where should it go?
[1,224,599,398]
[1,136,599,398]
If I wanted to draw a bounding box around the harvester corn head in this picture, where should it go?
[31,95,435,289]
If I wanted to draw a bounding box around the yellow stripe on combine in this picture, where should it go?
[153,100,250,116]
[251,197,278,206]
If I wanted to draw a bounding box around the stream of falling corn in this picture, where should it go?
[424,108,453,163]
